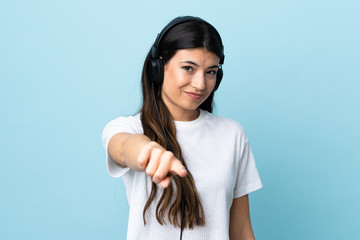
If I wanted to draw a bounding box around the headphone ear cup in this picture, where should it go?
[214,67,223,91]
[147,58,164,85]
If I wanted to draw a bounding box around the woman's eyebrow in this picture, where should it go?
[180,60,199,66]
[180,61,219,69]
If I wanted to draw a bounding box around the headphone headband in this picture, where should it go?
[150,16,224,64]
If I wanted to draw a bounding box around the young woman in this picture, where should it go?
[102,16,263,240]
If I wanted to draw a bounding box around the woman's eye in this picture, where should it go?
[182,66,193,72]
[207,70,217,75]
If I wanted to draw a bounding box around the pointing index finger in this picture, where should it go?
[170,160,187,177]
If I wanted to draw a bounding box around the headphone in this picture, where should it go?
[146,16,225,91]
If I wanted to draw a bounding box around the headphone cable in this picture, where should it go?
[151,83,172,151]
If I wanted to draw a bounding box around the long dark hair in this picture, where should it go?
[140,17,224,229]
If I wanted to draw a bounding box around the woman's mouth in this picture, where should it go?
[185,91,203,100]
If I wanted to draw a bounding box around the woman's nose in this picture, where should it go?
[191,73,206,90]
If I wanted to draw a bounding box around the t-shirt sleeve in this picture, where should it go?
[101,114,143,178]
[233,134,263,198]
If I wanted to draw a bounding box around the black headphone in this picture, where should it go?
[146,16,225,91]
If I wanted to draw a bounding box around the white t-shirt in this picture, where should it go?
[102,109,263,240]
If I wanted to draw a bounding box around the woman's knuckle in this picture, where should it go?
[161,151,172,160]
[155,170,165,180]
[145,168,153,176]
[137,161,146,169]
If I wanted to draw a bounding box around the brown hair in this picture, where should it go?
[140,18,223,228]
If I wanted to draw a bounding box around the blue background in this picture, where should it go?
[1,0,359,239]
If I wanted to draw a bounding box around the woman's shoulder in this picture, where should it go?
[114,112,141,122]
[202,110,246,134]
[103,112,143,135]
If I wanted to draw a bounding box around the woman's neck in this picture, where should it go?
[170,108,200,122]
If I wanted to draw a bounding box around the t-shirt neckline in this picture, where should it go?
[173,109,207,129]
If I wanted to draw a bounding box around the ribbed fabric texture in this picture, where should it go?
[102,110,263,240]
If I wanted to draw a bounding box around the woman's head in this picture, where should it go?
[142,16,225,114]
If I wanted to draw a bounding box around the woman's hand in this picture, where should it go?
[108,133,187,188]
[137,141,187,188]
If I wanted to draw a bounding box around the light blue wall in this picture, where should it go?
[1,0,359,239]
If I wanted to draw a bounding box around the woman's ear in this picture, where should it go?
[160,56,168,72]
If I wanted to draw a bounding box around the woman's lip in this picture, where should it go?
[185,91,203,100]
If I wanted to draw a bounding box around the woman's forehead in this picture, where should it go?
[170,48,220,66]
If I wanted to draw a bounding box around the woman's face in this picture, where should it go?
[162,47,220,121]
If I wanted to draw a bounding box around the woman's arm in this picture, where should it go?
[107,133,187,187]
[229,194,255,240]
